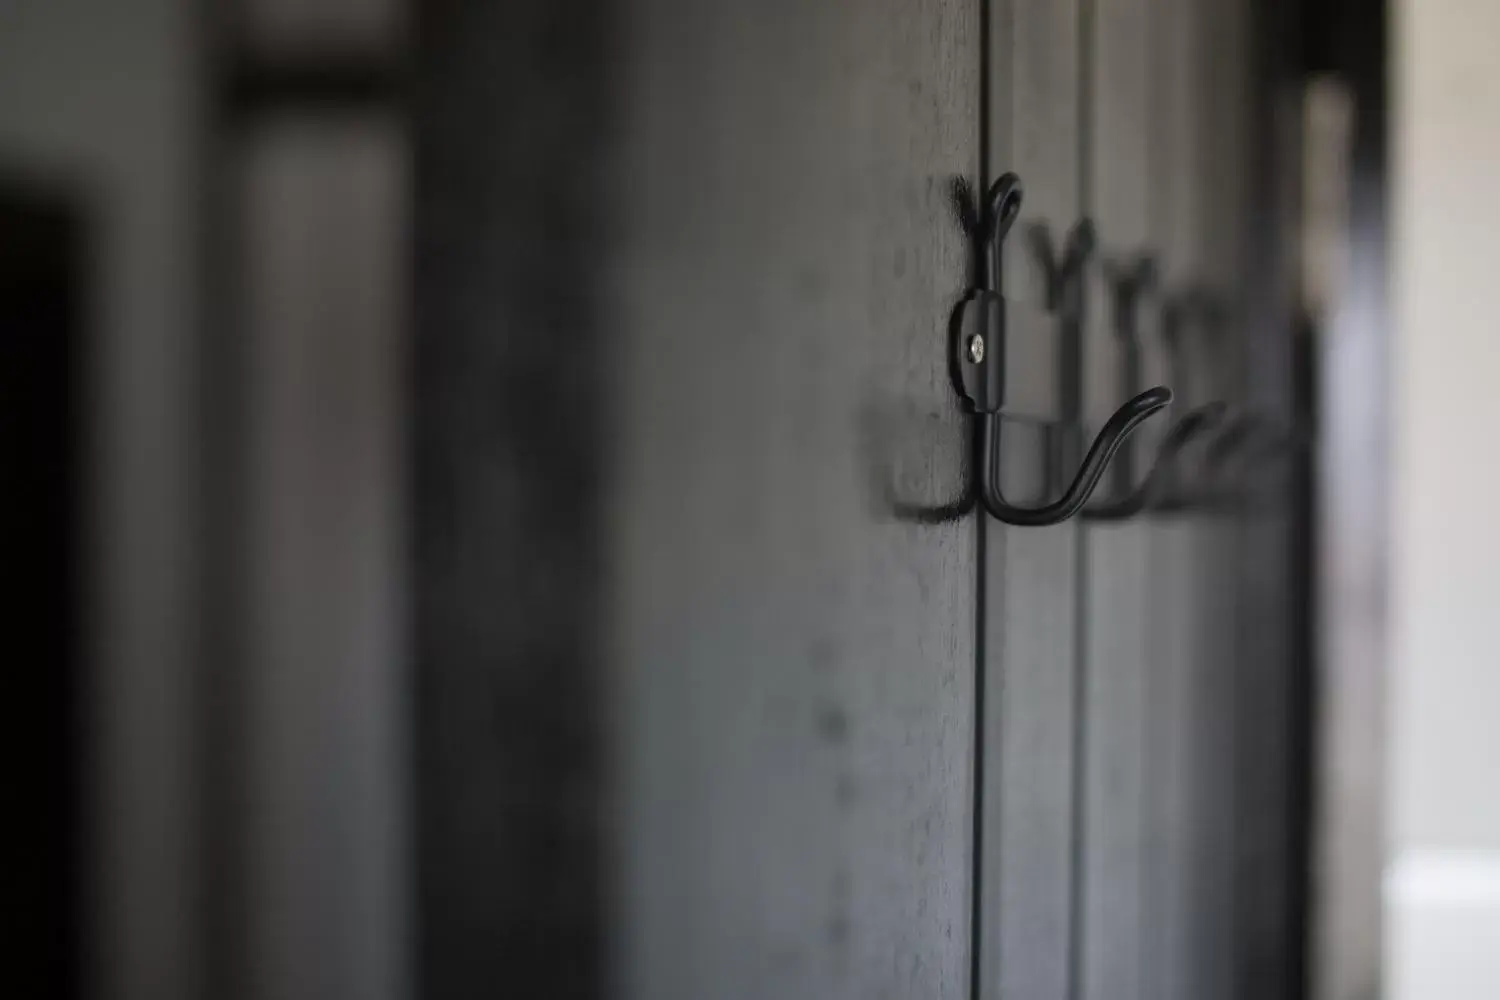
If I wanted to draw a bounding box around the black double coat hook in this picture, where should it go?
[886,171,1300,526]
[949,174,1172,526]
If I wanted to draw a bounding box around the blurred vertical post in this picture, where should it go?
[206,2,409,999]
[235,123,408,1000]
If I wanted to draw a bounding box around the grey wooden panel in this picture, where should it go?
[979,2,1083,999]
[1142,0,1262,997]
[1186,2,1249,998]
[1142,0,1205,998]
[415,3,614,996]
[1077,0,1157,997]
[607,2,979,999]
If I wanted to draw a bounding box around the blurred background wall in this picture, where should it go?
[1389,0,1500,996]
[201,3,410,999]
[0,3,409,999]
[0,3,203,998]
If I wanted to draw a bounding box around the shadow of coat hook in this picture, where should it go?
[1149,292,1304,514]
[1149,409,1303,514]
[1081,260,1229,520]
[1207,413,1307,484]
[878,178,990,525]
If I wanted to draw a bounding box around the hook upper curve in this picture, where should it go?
[985,173,1024,244]
[982,174,1023,291]
[976,386,1173,526]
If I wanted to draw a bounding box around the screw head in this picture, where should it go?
[968,334,986,364]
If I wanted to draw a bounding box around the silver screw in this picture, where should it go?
[968,334,986,364]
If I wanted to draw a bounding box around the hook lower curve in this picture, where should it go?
[976,386,1172,526]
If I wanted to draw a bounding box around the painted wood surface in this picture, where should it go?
[605,2,980,998]
[1078,0,1157,996]
[416,3,1293,999]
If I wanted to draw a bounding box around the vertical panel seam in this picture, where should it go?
[970,0,993,990]
[1069,0,1097,997]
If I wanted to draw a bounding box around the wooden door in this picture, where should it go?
[416,1,1295,999]
[605,3,979,999]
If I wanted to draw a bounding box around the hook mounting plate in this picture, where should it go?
[951,291,1064,424]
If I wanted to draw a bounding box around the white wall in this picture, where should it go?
[1390,0,1500,995]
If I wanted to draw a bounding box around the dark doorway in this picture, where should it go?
[0,181,85,1000]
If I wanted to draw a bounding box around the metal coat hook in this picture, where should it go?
[949,173,1171,526]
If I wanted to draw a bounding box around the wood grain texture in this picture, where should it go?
[979,2,1083,998]
[605,2,979,998]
